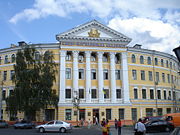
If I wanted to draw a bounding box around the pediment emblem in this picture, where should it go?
[88,28,100,38]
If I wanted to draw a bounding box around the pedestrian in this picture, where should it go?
[87,119,92,129]
[106,119,111,135]
[117,119,122,135]
[114,118,118,130]
[134,118,146,135]
[95,116,98,125]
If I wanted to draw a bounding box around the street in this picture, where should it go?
[0,126,171,135]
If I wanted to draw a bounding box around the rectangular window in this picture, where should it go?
[146,108,153,117]
[10,70,15,80]
[162,73,165,82]
[115,70,121,80]
[171,75,174,83]
[131,108,137,121]
[167,74,170,83]
[116,89,121,99]
[106,109,111,120]
[103,69,108,80]
[104,89,109,99]
[66,54,71,61]
[132,70,137,80]
[157,90,161,99]
[134,88,138,99]
[157,108,163,116]
[91,89,97,99]
[3,71,7,81]
[164,90,167,100]
[91,69,96,80]
[79,89,84,99]
[166,108,171,114]
[2,90,6,100]
[65,89,71,98]
[150,89,154,99]
[65,109,72,120]
[119,109,125,120]
[156,72,159,82]
[148,71,153,81]
[142,89,146,99]
[66,68,71,79]
[141,70,145,80]
[79,69,84,79]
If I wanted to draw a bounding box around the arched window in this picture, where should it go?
[35,51,40,60]
[161,59,164,67]
[11,54,15,63]
[140,56,144,64]
[4,55,8,64]
[44,51,51,61]
[66,52,72,61]
[147,57,151,65]
[155,58,158,65]
[170,62,172,69]
[166,60,169,68]
[131,54,136,63]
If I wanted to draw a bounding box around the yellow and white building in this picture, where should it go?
[0,20,180,123]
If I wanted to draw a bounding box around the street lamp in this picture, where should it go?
[72,91,80,126]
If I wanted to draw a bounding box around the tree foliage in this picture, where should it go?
[6,46,58,120]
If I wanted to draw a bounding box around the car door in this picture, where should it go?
[44,121,55,131]
[54,121,64,131]
[149,121,159,132]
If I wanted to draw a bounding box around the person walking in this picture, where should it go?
[101,118,108,135]
[114,118,118,130]
[87,119,92,129]
[117,119,122,135]
[95,116,99,125]
[134,118,146,135]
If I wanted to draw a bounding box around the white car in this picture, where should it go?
[35,120,72,133]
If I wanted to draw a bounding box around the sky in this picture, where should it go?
[0,0,180,55]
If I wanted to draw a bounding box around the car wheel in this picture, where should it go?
[60,127,66,133]
[39,127,45,133]
[165,127,170,132]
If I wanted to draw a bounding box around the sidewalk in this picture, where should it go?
[109,126,134,135]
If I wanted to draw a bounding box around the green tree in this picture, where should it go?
[6,46,58,121]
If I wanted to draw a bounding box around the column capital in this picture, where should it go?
[85,51,92,58]
[110,52,116,59]
[60,50,67,56]
[72,51,79,58]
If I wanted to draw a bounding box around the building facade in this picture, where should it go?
[0,20,180,122]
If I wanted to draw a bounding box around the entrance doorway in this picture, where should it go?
[93,109,99,124]
[79,109,85,121]
[45,109,55,121]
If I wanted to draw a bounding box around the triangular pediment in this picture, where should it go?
[56,20,131,45]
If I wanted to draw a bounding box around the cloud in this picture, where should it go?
[108,17,180,54]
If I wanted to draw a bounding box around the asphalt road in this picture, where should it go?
[0,126,171,135]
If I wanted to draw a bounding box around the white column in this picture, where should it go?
[110,52,116,103]
[122,52,130,103]
[59,50,66,103]
[98,52,104,103]
[85,51,91,103]
[73,51,79,93]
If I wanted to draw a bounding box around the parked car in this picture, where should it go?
[145,120,174,133]
[0,120,9,128]
[142,116,163,123]
[14,121,35,129]
[35,120,72,133]
[170,127,180,135]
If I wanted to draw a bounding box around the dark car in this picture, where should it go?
[14,121,35,129]
[142,116,163,123]
[170,127,180,135]
[145,120,174,133]
[0,120,9,128]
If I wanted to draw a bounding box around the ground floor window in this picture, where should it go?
[166,108,171,114]
[157,108,163,116]
[119,109,124,120]
[45,109,55,121]
[65,109,72,120]
[146,108,153,116]
[131,108,137,121]
[106,109,111,120]
[79,109,85,121]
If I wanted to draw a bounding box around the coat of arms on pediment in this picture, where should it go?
[88,28,100,38]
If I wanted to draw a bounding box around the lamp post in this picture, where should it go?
[72,91,80,126]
